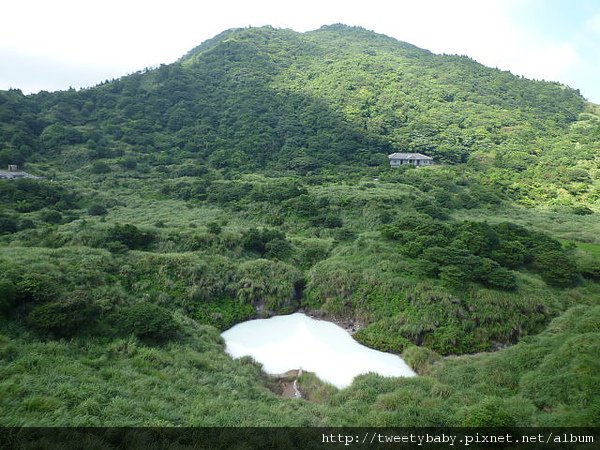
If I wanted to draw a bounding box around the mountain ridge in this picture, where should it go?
[0,24,595,205]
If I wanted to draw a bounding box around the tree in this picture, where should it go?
[491,240,527,268]
[484,267,517,290]
[534,251,579,287]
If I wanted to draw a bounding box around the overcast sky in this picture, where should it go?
[1,0,599,102]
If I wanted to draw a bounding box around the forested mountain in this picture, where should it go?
[0,25,599,427]
[1,25,595,180]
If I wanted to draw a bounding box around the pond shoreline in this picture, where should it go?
[300,308,367,336]
[221,312,416,389]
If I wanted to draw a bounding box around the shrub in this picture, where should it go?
[484,267,517,290]
[572,205,593,216]
[120,157,137,170]
[206,221,222,235]
[121,303,178,343]
[462,397,517,426]
[236,259,303,311]
[401,345,442,375]
[40,210,62,224]
[439,265,467,290]
[15,272,59,305]
[26,295,101,337]
[18,218,36,230]
[105,224,155,250]
[0,277,16,314]
[354,325,413,353]
[206,181,252,204]
[195,298,254,330]
[0,217,18,234]
[451,221,499,257]
[491,240,527,268]
[88,204,108,216]
[265,238,293,260]
[534,251,579,287]
[90,161,111,174]
[0,178,79,212]
[242,228,286,256]
[297,239,331,268]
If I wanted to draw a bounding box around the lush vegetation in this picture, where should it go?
[0,25,599,426]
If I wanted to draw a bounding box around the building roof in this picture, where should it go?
[388,153,433,160]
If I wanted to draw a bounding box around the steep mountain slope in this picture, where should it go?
[0,25,590,170]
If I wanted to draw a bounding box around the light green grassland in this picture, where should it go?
[453,206,600,244]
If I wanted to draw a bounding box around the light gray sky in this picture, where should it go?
[1,0,599,102]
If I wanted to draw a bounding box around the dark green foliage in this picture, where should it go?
[236,259,303,311]
[0,179,79,212]
[249,179,307,202]
[90,161,111,174]
[310,213,343,228]
[572,205,593,215]
[0,217,18,234]
[491,240,527,268]
[206,221,221,234]
[40,210,62,224]
[40,124,85,150]
[18,218,36,230]
[26,295,101,337]
[207,181,252,204]
[104,224,155,250]
[354,322,413,353]
[194,298,255,331]
[383,217,575,291]
[534,251,579,287]
[483,267,517,290]
[242,228,287,256]
[451,221,498,257]
[401,345,442,375]
[14,272,59,306]
[120,157,137,170]
[120,303,178,343]
[87,204,108,216]
[439,265,467,290]
[282,194,318,217]
[265,238,293,260]
[0,277,16,314]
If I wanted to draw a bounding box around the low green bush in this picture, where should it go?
[120,303,178,343]
[26,295,101,337]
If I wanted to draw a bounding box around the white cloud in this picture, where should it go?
[513,42,582,82]
[585,13,600,34]
[0,0,596,100]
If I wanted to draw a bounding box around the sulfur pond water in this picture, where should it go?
[221,313,416,389]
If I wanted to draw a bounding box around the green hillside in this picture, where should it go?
[0,25,599,427]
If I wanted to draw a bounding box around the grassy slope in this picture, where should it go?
[2,304,598,426]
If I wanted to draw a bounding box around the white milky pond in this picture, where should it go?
[221,313,416,389]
